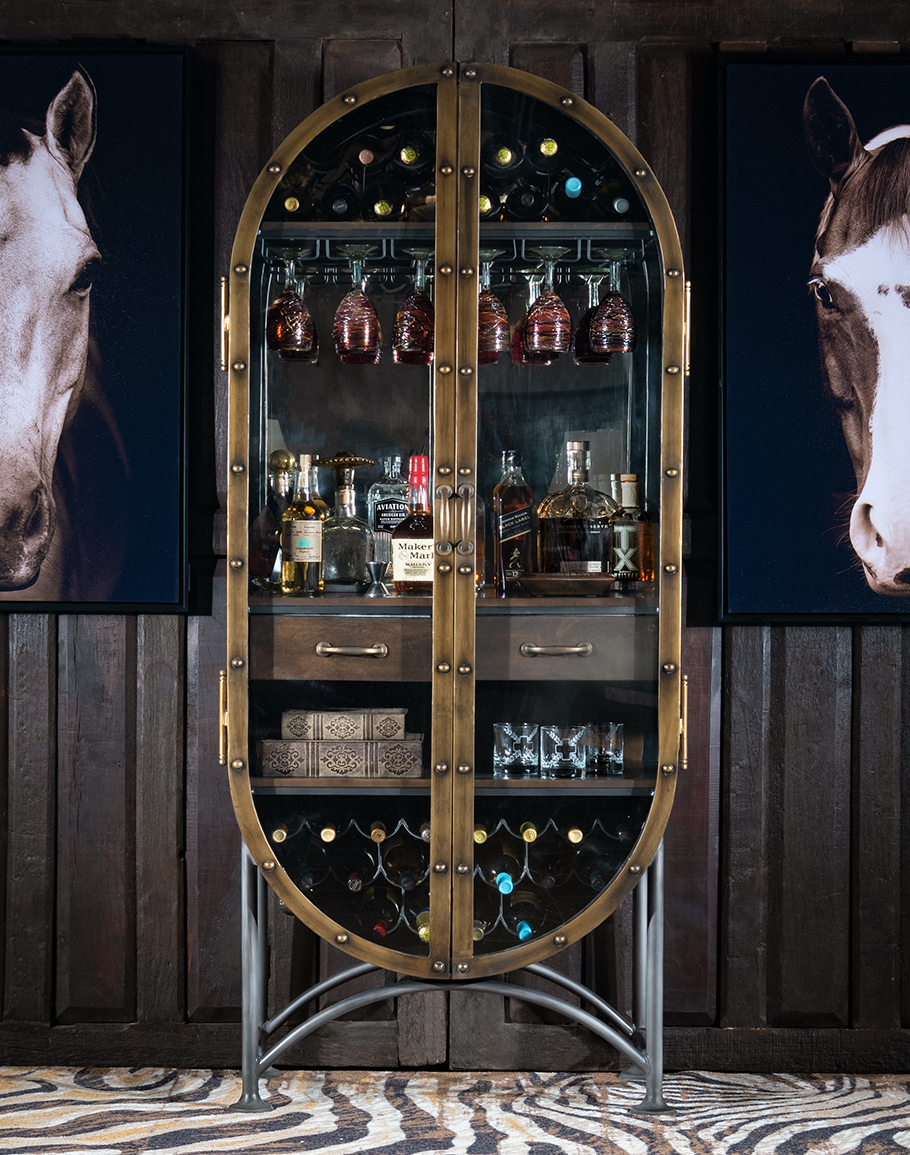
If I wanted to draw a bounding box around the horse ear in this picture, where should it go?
[804,77,861,190]
[45,70,96,184]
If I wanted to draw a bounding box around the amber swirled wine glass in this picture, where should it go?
[333,243,382,364]
[478,248,509,365]
[266,255,318,362]
[524,246,571,354]
[572,272,613,366]
[511,274,557,365]
[590,254,637,355]
[392,247,434,365]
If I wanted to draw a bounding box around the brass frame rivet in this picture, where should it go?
[664,564,678,574]
[439,164,454,175]
[457,763,472,775]
[634,167,647,177]
[662,763,678,775]
[461,166,476,177]
[459,365,474,376]
[434,762,449,775]
[262,859,275,871]
[667,268,681,278]
[665,468,679,477]
[230,657,245,669]
[267,162,281,174]
[438,562,452,574]
[232,360,247,372]
[457,565,472,576]
[438,364,452,375]
[458,466,472,476]
[463,67,477,78]
[456,863,470,875]
[439,265,453,275]
[456,962,469,973]
[554,934,568,946]
[434,862,448,874]
[233,264,248,276]
[561,96,575,106]
[629,864,642,875]
[437,662,451,674]
[231,462,245,474]
[229,557,243,570]
[438,465,453,475]
[433,961,446,973]
[458,663,472,675]
[666,365,680,375]
[441,65,455,77]
[460,266,475,277]
[343,94,357,104]
[662,662,677,674]
[335,933,349,944]
[230,758,245,771]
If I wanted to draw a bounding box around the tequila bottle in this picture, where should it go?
[608,473,655,585]
[318,451,375,586]
[536,440,616,574]
[249,449,296,592]
[280,454,329,596]
[367,456,409,565]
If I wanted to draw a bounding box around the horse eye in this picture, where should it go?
[809,277,836,310]
[70,258,100,296]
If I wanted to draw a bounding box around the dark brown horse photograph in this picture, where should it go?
[723,58,910,617]
[0,51,186,609]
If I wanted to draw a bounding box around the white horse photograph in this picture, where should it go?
[723,59,910,616]
[0,53,186,608]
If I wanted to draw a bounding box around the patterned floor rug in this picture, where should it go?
[0,1067,908,1154]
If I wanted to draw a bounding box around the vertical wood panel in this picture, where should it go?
[852,626,902,1028]
[3,616,56,1024]
[56,617,136,1022]
[271,39,323,151]
[720,625,771,1027]
[509,43,586,97]
[637,43,690,260]
[186,563,240,1020]
[591,41,638,144]
[136,616,186,1023]
[767,627,851,1027]
[322,40,403,102]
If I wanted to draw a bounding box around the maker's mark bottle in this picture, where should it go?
[391,455,434,594]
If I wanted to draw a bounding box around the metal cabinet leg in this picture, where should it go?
[635,841,673,1114]
[229,850,274,1112]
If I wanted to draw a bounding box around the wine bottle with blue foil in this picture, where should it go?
[477,835,523,894]
[506,889,543,941]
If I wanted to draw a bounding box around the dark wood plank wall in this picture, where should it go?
[1,0,909,1072]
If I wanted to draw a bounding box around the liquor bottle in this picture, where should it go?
[480,135,525,186]
[381,833,429,891]
[608,474,655,585]
[318,452,375,586]
[359,886,400,938]
[506,889,543,941]
[363,173,407,221]
[391,455,434,594]
[492,450,535,594]
[475,494,487,591]
[537,441,617,574]
[320,182,360,220]
[394,132,434,181]
[280,454,329,596]
[476,835,523,894]
[249,449,296,592]
[504,181,548,221]
[367,456,409,566]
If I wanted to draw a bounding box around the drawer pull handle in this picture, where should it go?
[315,642,389,658]
[520,642,593,658]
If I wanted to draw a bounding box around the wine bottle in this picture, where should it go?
[405,179,437,221]
[526,134,564,176]
[364,174,407,221]
[249,449,296,592]
[537,441,617,574]
[348,132,397,176]
[394,132,434,180]
[340,844,378,893]
[473,823,489,844]
[593,174,636,220]
[418,821,432,843]
[478,186,504,221]
[280,454,329,596]
[492,450,535,594]
[381,833,429,891]
[480,136,525,186]
[476,836,523,894]
[506,889,543,941]
[549,173,592,220]
[391,455,434,594]
[369,820,388,843]
[608,473,655,585]
[576,835,625,891]
[293,839,331,891]
[359,886,400,938]
[320,182,360,221]
[503,181,548,221]
[530,841,576,890]
[519,821,538,843]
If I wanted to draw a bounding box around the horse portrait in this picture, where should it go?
[0,53,186,608]
[805,77,910,597]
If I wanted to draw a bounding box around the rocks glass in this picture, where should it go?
[493,723,539,777]
[585,722,624,776]
[539,724,586,779]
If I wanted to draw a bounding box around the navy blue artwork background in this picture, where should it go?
[0,51,184,606]
[723,60,910,615]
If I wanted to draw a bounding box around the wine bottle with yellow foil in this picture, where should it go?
[280,454,329,596]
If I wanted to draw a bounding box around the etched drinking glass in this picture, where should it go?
[493,723,539,778]
[334,243,382,364]
[539,724,586,779]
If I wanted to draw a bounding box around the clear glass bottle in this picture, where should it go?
[319,452,375,586]
[280,454,329,596]
[391,455,434,594]
[249,449,296,592]
[536,440,616,573]
[367,456,409,566]
[492,449,534,594]
[608,473,655,585]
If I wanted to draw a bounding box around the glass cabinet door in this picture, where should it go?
[225,63,684,982]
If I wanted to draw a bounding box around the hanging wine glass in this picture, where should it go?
[524,246,572,354]
[266,255,318,362]
[334,243,382,364]
[572,272,613,366]
[393,246,434,365]
[590,254,636,354]
[510,274,557,365]
[477,248,509,365]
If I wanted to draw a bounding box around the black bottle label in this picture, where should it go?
[374,497,409,532]
[497,505,531,542]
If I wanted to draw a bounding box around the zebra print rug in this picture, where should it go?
[0,1067,908,1153]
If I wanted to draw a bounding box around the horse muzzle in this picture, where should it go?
[850,493,910,596]
[0,484,56,590]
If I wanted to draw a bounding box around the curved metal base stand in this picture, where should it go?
[230,842,673,1116]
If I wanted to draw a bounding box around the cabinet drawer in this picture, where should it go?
[474,615,658,681]
[250,616,432,681]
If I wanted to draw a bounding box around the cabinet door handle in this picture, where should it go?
[520,642,593,657]
[456,483,475,555]
[315,642,389,658]
[219,276,230,372]
[218,669,227,766]
[436,484,454,554]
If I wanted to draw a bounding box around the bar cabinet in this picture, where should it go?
[222,61,687,1112]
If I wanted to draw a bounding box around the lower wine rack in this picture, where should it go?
[230,841,672,1115]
